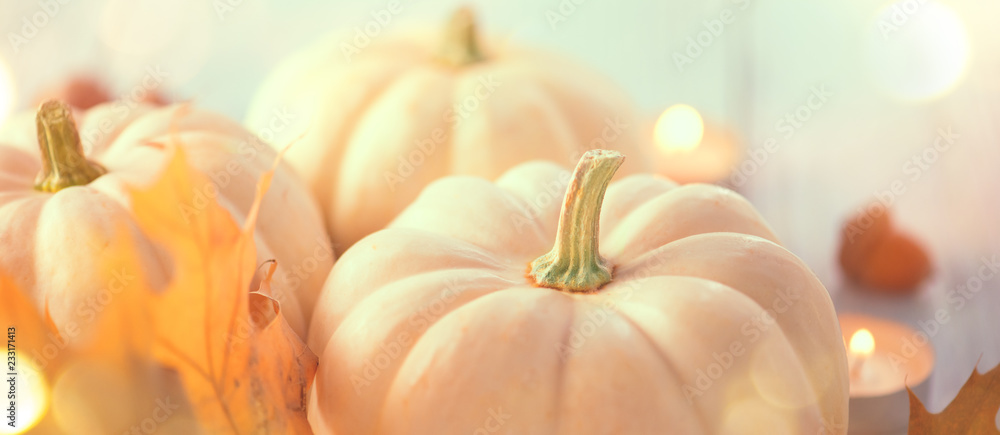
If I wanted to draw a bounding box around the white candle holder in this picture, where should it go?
[839,313,935,434]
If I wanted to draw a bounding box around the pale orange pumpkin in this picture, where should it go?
[307,150,848,434]
[0,100,332,339]
[245,8,651,253]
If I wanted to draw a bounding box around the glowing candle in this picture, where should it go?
[652,104,741,184]
[848,328,875,380]
[839,314,934,434]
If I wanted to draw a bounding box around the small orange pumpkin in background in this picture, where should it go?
[307,150,848,434]
[245,7,651,253]
[0,100,332,339]
[838,204,932,293]
[33,76,112,110]
[34,75,169,110]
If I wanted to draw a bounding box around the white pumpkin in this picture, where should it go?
[246,8,651,252]
[307,150,848,434]
[0,101,333,338]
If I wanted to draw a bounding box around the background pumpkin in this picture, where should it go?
[0,100,332,339]
[245,8,651,252]
[307,150,848,434]
[32,75,169,111]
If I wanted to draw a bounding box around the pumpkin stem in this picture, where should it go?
[438,7,485,67]
[528,150,624,293]
[34,100,106,192]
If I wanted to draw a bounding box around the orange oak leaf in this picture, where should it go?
[908,359,1000,434]
[45,243,198,435]
[129,142,316,434]
[0,274,56,371]
[0,262,198,434]
[0,274,65,433]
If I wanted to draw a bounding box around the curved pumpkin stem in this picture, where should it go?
[34,100,106,192]
[438,7,485,67]
[529,150,624,293]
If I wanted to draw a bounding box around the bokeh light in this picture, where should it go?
[750,346,817,410]
[867,0,970,101]
[100,0,215,87]
[0,353,49,434]
[99,0,183,56]
[51,361,130,433]
[654,104,704,153]
[721,399,796,435]
[849,328,875,357]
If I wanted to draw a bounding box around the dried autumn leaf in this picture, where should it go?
[0,274,54,371]
[908,359,1000,434]
[0,274,62,433]
[46,243,197,435]
[249,261,319,427]
[0,258,198,435]
[129,142,316,434]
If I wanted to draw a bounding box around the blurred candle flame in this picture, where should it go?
[867,0,969,101]
[848,328,876,380]
[850,328,876,357]
[655,104,704,153]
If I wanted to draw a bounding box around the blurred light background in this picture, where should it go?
[1,0,999,425]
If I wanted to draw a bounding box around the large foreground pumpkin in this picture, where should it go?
[0,100,332,338]
[246,8,650,252]
[308,150,848,434]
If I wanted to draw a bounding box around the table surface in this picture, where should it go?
[737,98,1000,432]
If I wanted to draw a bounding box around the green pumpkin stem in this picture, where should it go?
[528,150,624,293]
[439,7,485,67]
[34,100,106,193]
